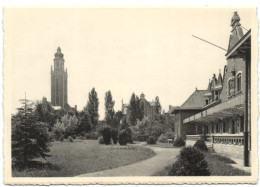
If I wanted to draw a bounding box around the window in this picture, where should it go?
[215,91,219,100]
[228,78,235,96]
[237,73,242,92]
[205,99,209,105]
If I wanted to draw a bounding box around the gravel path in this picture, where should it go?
[77,143,180,177]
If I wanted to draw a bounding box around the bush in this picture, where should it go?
[193,139,208,152]
[126,128,133,143]
[59,135,64,142]
[102,127,112,145]
[111,129,118,144]
[165,131,174,139]
[98,136,104,144]
[147,136,157,144]
[92,133,99,140]
[168,146,210,176]
[119,130,127,145]
[79,136,85,140]
[157,134,168,143]
[173,137,185,147]
[68,136,73,142]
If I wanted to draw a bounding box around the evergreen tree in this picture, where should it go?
[129,93,137,126]
[12,99,52,168]
[104,90,115,126]
[136,96,144,121]
[78,111,92,133]
[86,88,99,130]
[155,96,161,119]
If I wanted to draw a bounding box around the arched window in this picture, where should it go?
[236,72,242,92]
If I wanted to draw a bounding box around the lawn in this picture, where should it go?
[153,152,250,176]
[144,142,175,148]
[12,140,155,177]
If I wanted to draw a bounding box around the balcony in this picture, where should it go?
[183,94,244,124]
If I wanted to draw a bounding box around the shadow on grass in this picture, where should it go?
[13,161,60,172]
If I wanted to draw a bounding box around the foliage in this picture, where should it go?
[52,121,65,141]
[112,111,123,129]
[173,137,185,147]
[126,127,133,143]
[147,136,157,144]
[77,111,92,133]
[119,130,128,145]
[135,96,144,121]
[63,115,78,138]
[111,129,118,144]
[157,134,168,143]
[129,93,137,126]
[168,146,210,176]
[12,111,52,168]
[104,90,115,126]
[98,136,104,144]
[102,127,112,145]
[193,139,208,152]
[68,136,73,142]
[154,96,161,119]
[86,88,99,130]
[165,130,174,139]
[85,132,98,140]
[59,135,64,142]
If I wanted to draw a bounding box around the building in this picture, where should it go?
[168,89,208,138]
[121,93,157,120]
[51,47,68,108]
[181,12,251,166]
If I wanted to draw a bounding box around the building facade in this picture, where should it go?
[182,12,251,166]
[51,47,68,108]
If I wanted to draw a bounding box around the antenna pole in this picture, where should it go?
[192,35,227,51]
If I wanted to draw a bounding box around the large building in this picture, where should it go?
[169,12,251,166]
[51,47,68,108]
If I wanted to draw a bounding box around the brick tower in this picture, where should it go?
[51,47,68,108]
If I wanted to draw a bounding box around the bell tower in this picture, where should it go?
[51,47,68,108]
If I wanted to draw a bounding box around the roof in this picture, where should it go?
[168,89,208,114]
[181,89,208,108]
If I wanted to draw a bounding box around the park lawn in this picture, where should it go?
[153,152,250,176]
[145,142,174,148]
[12,140,155,177]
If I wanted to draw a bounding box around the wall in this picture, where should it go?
[221,57,246,103]
[213,143,244,159]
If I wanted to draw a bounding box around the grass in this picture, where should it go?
[12,139,155,177]
[144,142,175,148]
[153,152,250,176]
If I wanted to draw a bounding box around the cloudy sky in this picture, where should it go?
[5,8,254,119]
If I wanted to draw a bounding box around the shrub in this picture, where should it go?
[68,136,73,142]
[173,137,185,147]
[59,135,64,142]
[157,134,168,143]
[102,127,112,145]
[111,129,118,144]
[168,146,210,176]
[165,131,174,139]
[98,136,104,144]
[79,136,85,140]
[147,136,157,144]
[119,130,127,145]
[92,133,99,140]
[193,139,208,152]
[85,133,92,140]
[126,128,133,143]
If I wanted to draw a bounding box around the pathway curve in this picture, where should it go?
[77,143,180,177]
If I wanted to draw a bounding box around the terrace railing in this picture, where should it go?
[212,134,244,146]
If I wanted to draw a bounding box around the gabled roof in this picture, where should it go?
[181,89,208,108]
[148,101,156,107]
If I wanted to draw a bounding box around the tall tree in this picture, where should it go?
[129,93,137,126]
[136,96,144,121]
[155,96,162,119]
[86,88,99,131]
[78,111,92,133]
[104,90,115,126]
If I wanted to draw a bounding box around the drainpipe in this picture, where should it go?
[244,53,250,167]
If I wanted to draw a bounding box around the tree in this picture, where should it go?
[78,111,92,133]
[86,88,99,131]
[12,99,52,168]
[136,96,144,121]
[112,111,123,129]
[129,93,137,126]
[104,90,115,126]
[155,96,161,119]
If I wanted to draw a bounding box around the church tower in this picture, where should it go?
[51,47,68,108]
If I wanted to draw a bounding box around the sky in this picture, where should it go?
[5,8,254,119]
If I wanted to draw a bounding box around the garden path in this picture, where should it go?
[76,142,180,177]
